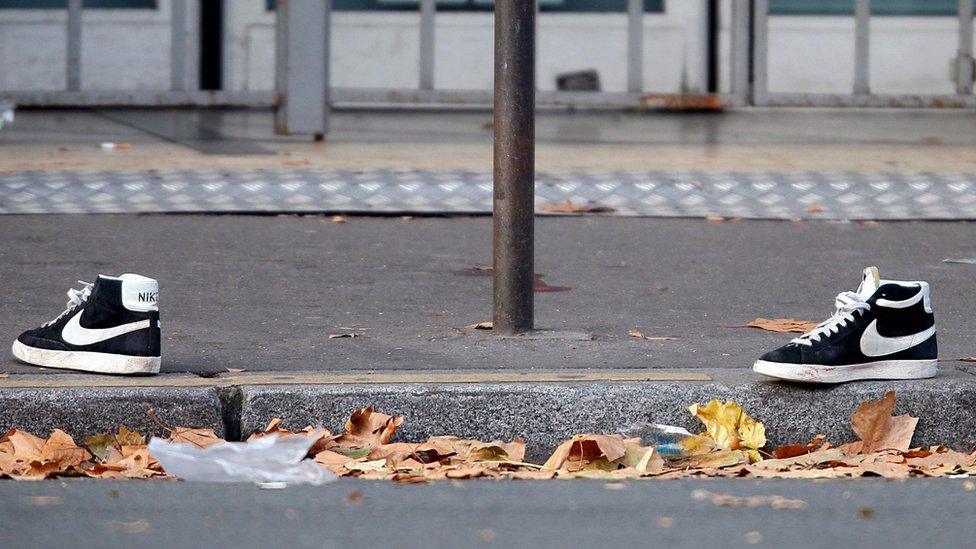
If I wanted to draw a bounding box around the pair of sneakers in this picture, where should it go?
[10,267,938,383]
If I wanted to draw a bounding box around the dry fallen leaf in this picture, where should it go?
[543,434,627,471]
[25,496,62,506]
[334,407,404,450]
[4,429,44,461]
[466,321,493,330]
[466,439,526,462]
[692,489,806,509]
[840,391,917,454]
[508,469,557,480]
[392,472,429,484]
[906,447,976,473]
[689,400,766,463]
[225,368,246,373]
[108,520,150,534]
[724,317,819,334]
[84,426,146,463]
[328,333,360,339]
[168,427,222,449]
[539,199,615,214]
[750,448,847,472]
[627,329,679,342]
[331,215,347,224]
[532,275,573,293]
[672,449,751,471]
[618,440,665,474]
[0,428,91,479]
[42,430,90,466]
[772,434,827,459]
[345,459,389,473]
[314,449,354,471]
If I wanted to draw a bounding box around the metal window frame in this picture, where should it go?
[2,0,973,114]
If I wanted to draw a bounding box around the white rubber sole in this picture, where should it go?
[12,339,160,375]
[753,358,937,384]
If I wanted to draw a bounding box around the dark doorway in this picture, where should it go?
[706,0,719,93]
[199,0,223,90]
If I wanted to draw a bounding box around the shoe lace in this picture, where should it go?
[791,290,871,347]
[42,280,93,327]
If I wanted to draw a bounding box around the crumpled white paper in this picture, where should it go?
[148,433,334,486]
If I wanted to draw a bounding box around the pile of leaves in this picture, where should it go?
[0,418,221,480]
[3,392,975,482]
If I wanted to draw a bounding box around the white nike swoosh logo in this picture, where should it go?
[61,310,150,346]
[875,291,923,309]
[860,319,935,357]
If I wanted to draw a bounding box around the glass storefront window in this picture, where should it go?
[265,0,664,13]
[0,0,155,7]
[771,0,956,16]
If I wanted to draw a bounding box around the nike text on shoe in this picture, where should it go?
[753,266,937,384]
[12,274,161,375]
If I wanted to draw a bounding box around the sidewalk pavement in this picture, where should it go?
[1,214,975,455]
[3,108,976,173]
[3,107,976,453]
[3,215,975,375]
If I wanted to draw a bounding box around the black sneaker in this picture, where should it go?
[753,266,937,383]
[12,274,161,375]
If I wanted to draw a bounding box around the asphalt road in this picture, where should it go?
[0,478,972,548]
[1,215,974,374]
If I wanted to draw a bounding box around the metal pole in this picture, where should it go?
[729,0,749,106]
[420,0,436,89]
[324,0,332,137]
[273,0,331,137]
[66,0,82,91]
[626,0,643,93]
[493,0,535,335]
[696,0,710,93]
[171,0,187,91]
[853,0,870,95]
[958,0,974,95]
[751,0,769,105]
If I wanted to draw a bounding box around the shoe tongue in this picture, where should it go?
[856,266,881,298]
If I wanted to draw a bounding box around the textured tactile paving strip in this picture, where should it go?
[2,169,974,219]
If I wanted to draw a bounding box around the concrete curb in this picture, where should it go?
[239,369,976,462]
[0,386,227,440]
[2,368,974,461]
